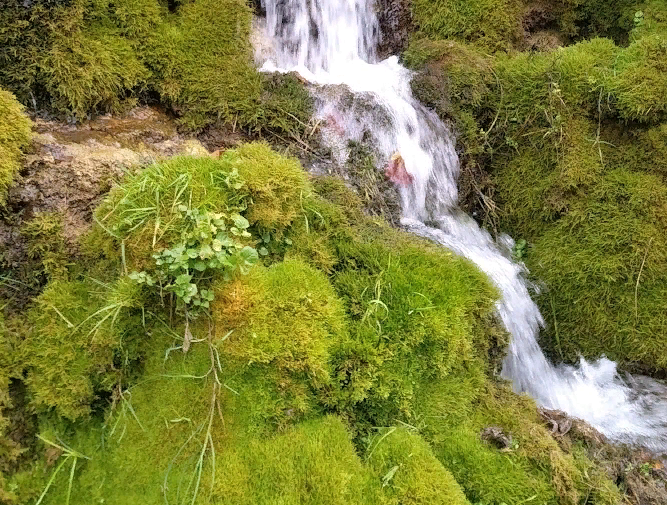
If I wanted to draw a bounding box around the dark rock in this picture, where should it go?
[376,0,413,59]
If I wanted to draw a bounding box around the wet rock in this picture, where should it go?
[376,0,413,59]
[385,152,413,186]
[537,407,667,505]
[481,425,513,450]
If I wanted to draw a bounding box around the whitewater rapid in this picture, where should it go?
[256,0,667,451]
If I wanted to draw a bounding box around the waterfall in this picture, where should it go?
[256,0,667,450]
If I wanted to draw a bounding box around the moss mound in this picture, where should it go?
[0,143,622,504]
[411,0,525,52]
[0,88,32,203]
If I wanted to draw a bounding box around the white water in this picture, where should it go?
[256,0,667,451]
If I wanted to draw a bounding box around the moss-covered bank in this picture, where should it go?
[0,0,312,135]
[406,2,667,372]
[0,144,624,504]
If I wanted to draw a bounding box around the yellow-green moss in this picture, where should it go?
[366,427,469,505]
[607,33,667,123]
[1,0,311,134]
[23,277,145,420]
[145,0,260,130]
[411,0,524,52]
[0,88,32,202]
[234,142,312,231]
[20,212,70,282]
[213,259,346,386]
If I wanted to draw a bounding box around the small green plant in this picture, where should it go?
[512,239,528,260]
[130,205,258,315]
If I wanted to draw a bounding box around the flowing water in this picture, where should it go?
[256,0,667,451]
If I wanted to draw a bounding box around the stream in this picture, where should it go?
[256,0,667,451]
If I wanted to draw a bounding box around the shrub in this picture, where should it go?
[0,88,32,202]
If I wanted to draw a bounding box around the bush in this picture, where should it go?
[0,88,32,202]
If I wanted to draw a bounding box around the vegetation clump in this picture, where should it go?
[0,88,32,203]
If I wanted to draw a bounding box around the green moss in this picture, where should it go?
[145,0,260,130]
[1,0,311,134]
[365,427,469,505]
[631,1,667,39]
[213,259,346,388]
[23,276,145,420]
[527,168,667,369]
[411,0,524,52]
[233,142,312,232]
[0,88,32,202]
[20,212,70,282]
[607,33,667,123]
[41,20,150,117]
[7,147,623,504]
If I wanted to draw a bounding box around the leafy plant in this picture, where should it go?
[130,205,258,315]
[512,239,527,260]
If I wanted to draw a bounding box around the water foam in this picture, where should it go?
[256,0,667,451]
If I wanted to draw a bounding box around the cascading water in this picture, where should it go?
[256,0,667,450]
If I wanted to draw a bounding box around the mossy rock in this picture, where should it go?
[5,145,623,505]
[0,88,32,203]
[0,0,312,135]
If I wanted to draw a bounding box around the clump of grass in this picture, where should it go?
[91,155,248,272]
[0,88,32,203]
